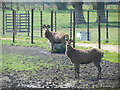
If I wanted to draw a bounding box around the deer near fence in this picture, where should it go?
[42,24,69,52]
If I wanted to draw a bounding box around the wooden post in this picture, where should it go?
[54,11,57,32]
[40,11,43,37]
[51,10,53,31]
[98,15,101,49]
[70,10,72,39]
[31,9,34,44]
[13,10,16,43]
[73,11,75,48]
[87,10,90,41]
[3,10,5,35]
[106,10,109,41]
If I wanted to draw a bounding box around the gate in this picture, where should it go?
[5,11,30,33]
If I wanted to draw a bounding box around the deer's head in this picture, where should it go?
[66,39,74,47]
[42,24,50,31]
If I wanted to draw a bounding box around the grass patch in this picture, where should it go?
[1,53,54,73]
[1,35,51,51]
[103,51,119,63]
[75,27,119,45]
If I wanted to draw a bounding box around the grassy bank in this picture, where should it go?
[2,54,54,73]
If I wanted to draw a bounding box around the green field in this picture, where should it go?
[1,50,119,74]
[0,5,119,73]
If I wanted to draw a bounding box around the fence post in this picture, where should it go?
[16,10,18,35]
[28,11,30,36]
[51,10,53,31]
[87,10,90,41]
[98,15,101,49]
[73,11,75,48]
[25,11,28,35]
[13,10,16,43]
[54,11,57,32]
[3,10,5,35]
[40,11,43,37]
[31,9,34,44]
[19,13,21,31]
[106,10,109,42]
[5,13,7,32]
[70,10,72,39]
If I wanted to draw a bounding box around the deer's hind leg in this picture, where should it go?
[93,60,101,79]
[74,64,80,79]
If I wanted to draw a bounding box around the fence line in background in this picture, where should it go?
[2,10,113,49]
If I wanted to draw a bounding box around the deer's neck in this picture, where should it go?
[66,45,74,57]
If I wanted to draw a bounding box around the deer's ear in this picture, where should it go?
[47,25,51,28]
[70,39,74,42]
[42,24,46,28]
[65,39,68,41]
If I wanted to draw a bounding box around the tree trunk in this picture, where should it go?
[72,2,86,24]
[55,2,67,10]
[96,2,107,23]
[2,2,6,10]
[2,2,12,10]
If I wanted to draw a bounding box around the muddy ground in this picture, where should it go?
[1,45,120,89]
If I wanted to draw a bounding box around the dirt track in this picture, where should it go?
[1,45,120,89]
[76,43,119,54]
